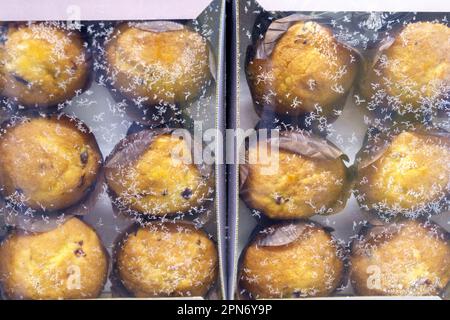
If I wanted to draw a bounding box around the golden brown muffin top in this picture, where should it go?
[241,137,348,219]
[105,131,213,217]
[115,222,218,297]
[1,23,89,107]
[247,21,358,116]
[0,218,108,300]
[240,222,345,298]
[0,115,102,211]
[351,220,450,296]
[356,130,450,217]
[360,22,450,114]
[105,23,211,105]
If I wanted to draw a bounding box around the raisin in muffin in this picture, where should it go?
[358,22,450,118]
[0,217,108,300]
[0,115,102,212]
[114,222,218,297]
[247,21,358,118]
[350,220,450,296]
[1,23,90,108]
[354,129,450,218]
[105,22,211,106]
[105,129,213,217]
[239,221,345,298]
[240,132,350,219]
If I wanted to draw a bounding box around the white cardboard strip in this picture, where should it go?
[0,0,212,21]
[257,0,450,12]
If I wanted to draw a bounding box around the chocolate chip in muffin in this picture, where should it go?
[74,248,86,257]
[181,188,193,199]
[274,196,282,205]
[274,195,289,205]
[80,150,89,165]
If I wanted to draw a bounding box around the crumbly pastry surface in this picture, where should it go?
[0,218,108,300]
[1,23,89,107]
[355,131,450,217]
[115,222,218,297]
[105,132,212,217]
[247,21,358,117]
[105,23,211,105]
[241,141,348,219]
[0,116,102,211]
[350,220,450,296]
[240,222,344,298]
[359,22,450,115]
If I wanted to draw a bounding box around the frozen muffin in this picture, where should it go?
[247,21,358,118]
[105,129,213,217]
[105,22,211,106]
[114,222,218,297]
[0,217,108,300]
[0,115,102,212]
[239,221,345,299]
[354,130,450,218]
[240,132,350,219]
[350,220,450,296]
[359,22,450,117]
[1,23,90,108]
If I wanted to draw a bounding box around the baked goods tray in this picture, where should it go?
[229,0,450,300]
[0,0,226,300]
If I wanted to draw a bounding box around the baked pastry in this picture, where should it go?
[114,222,218,297]
[247,21,358,118]
[105,129,213,217]
[354,129,450,218]
[358,22,450,117]
[0,115,102,212]
[350,220,450,296]
[105,22,211,106]
[239,221,345,298]
[0,217,108,299]
[1,23,90,108]
[240,132,350,219]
